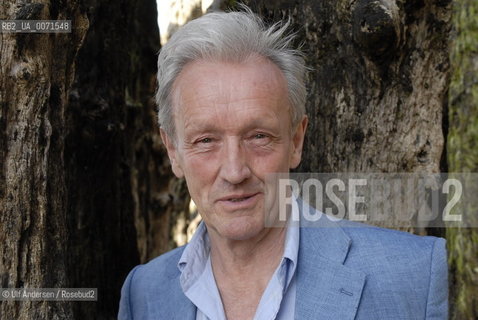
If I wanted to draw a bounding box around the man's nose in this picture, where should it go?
[219,138,252,185]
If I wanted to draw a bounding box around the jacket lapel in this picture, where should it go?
[149,250,197,319]
[295,201,366,320]
[160,275,196,319]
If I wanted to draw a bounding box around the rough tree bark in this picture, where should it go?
[1,1,88,319]
[64,0,162,318]
[446,0,478,318]
[0,0,184,319]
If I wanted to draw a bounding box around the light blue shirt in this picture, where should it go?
[178,202,300,320]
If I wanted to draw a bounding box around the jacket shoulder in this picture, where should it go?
[332,221,448,319]
[337,220,445,261]
[118,246,187,319]
[129,245,186,287]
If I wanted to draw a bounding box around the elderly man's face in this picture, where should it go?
[161,56,307,241]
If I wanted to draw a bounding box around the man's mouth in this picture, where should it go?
[219,193,259,203]
[228,195,253,202]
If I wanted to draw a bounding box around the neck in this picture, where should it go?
[208,226,286,279]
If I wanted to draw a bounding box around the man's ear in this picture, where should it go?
[160,128,184,178]
[289,116,308,169]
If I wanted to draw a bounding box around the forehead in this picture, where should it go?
[173,56,287,89]
[171,57,290,126]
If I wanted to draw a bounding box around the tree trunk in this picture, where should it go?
[446,0,478,318]
[0,0,186,319]
[0,1,88,318]
[64,0,161,318]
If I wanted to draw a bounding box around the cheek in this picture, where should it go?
[182,150,212,173]
[182,157,217,192]
[249,147,292,174]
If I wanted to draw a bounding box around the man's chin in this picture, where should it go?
[217,218,266,241]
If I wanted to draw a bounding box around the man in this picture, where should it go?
[119,8,448,320]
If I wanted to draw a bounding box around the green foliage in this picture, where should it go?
[447,0,478,319]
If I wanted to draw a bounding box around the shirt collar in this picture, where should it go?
[281,195,300,288]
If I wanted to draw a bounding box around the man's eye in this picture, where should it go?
[198,137,212,143]
[254,133,266,139]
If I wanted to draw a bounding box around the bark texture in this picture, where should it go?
[64,0,160,317]
[0,0,180,319]
[1,1,88,319]
[446,0,478,318]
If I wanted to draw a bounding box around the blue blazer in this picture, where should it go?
[118,203,448,319]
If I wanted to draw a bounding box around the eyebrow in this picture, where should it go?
[183,117,282,138]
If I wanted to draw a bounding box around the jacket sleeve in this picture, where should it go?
[118,265,141,320]
[425,237,448,319]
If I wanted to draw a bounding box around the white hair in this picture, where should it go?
[156,7,306,139]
